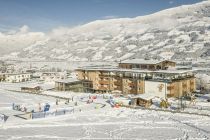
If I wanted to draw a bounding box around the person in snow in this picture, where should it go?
[56,99,58,105]
[12,103,15,110]
[38,103,41,112]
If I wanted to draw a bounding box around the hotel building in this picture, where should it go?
[75,59,196,99]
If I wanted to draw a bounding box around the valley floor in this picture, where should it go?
[0,83,210,140]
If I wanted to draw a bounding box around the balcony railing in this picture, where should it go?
[98,86,109,90]
[128,83,136,87]
[99,80,109,85]
[182,84,187,88]
[190,82,194,85]
[129,89,137,93]
[114,81,122,86]
[167,86,174,90]
[114,87,121,91]
[99,72,110,77]
[167,94,174,98]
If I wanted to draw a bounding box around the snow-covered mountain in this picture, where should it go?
[1,1,210,61]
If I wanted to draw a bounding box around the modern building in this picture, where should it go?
[55,78,93,92]
[119,59,176,70]
[76,59,196,99]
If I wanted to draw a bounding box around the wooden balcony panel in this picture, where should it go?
[167,85,175,90]
[128,83,136,87]
[167,94,174,98]
[98,86,109,90]
[114,81,122,86]
[114,87,122,91]
[190,82,194,85]
[182,84,187,87]
[99,80,109,85]
[129,89,137,93]
[99,73,110,77]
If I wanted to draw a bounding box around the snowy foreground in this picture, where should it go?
[0,86,210,139]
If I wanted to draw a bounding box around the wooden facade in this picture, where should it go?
[167,78,196,98]
[76,69,196,98]
[119,60,176,70]
[76,60,196,98]
[132,98,153,108]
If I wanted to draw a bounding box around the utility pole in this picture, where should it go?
[165,79,167,100]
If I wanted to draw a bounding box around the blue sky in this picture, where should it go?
[0,0,204,32]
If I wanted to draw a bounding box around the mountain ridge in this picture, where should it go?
[1,1,210,61]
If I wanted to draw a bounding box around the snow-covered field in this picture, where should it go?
[0,84,210,140]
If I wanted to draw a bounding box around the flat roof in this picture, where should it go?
[131,94,155,100]
[20,83,54,90]
[0,73,31,75]
[21,85,40,88]
[120,59,175,65]
[55,78,80,84]
[76,67,195,74]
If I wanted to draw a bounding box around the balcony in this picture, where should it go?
[167,85,174,90]
[114,76,121,80]
[99,72,110,77]
[98,86,109,90]
[190,82,194,85]
[182,84,187,88]
[129,89,137,94]
[114,86,122,91]
[167,94,174,98]
[128,83,136,87]
[114,81,122,86]
[99,80,109,85]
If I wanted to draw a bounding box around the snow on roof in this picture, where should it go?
[131,94,155,100]
[175,66,192,68]
[121,59,162,64]
[55,78,80,84]
[41,83,55,90]
[21,84,40,88]
[120,59,175,65]
[19,82,54,90]
[0,73,31,75]
[155,69,194,74]
[76,67,195,74]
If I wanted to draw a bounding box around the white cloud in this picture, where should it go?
[0,25,47,54]
[19,25,29,33]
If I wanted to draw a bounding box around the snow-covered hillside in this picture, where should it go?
[1,1,210,61]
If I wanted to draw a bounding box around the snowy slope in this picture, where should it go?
[1,1,210,61]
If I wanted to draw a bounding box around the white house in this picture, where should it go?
[4,73,31,83]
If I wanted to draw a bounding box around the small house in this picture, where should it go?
[3,73,31,83]
[21,86,42,94]
[131,94,154,108]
